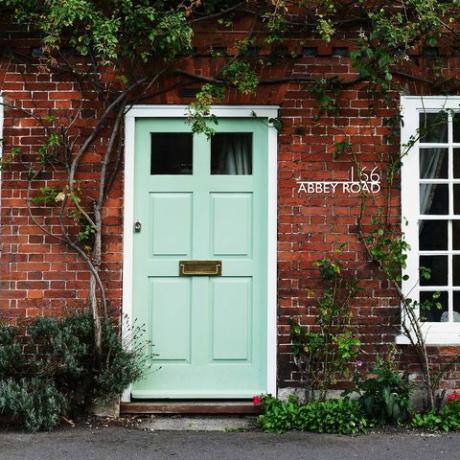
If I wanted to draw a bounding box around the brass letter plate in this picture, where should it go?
[179,260,222,276]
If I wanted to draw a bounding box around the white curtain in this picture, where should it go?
[420,148,447,215]
[214,134,251,175]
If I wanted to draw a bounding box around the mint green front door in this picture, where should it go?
[131,117,268,398]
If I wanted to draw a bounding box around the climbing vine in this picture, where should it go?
[290,256,360,401]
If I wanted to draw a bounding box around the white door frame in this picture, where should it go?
[122,105,279,402]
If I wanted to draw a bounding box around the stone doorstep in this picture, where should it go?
[118,401,262,431]
[120,401,262,415]
[134,415,258,432]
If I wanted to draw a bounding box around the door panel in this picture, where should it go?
[211,277,252,361]
[150,277,191,362]
[150,193,192,256]
[132,118,268,398]
[211,193,252,256]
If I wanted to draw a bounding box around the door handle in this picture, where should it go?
[134,221,142,233]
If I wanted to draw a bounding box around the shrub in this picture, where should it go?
[258,395,369,434]
[0,378,67,432]
[411,399,460,432]
[0,313,149,431]
[347,351,412,425]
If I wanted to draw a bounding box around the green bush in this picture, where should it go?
[0,378,67,432]
[0,313,149,431]
[347,355,412,425]
[258,395,369,434]
[411,400,460,432]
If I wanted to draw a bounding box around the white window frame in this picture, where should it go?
[399,96,460,345]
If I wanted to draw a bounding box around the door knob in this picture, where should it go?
[134,221,142,233]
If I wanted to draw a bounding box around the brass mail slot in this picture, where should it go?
[179,260,222,276]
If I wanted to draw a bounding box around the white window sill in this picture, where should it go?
[396,333,460,346]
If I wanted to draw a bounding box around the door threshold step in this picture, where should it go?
[135,415,257,431]
[120,401,261,415]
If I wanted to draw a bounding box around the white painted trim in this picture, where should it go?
[125,105,279,120]
[122,105,279,401]
[396,332,460,345]
[266,119,278,397]
[400,95,460,346]
[121,114,135,402]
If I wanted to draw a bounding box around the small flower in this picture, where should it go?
[54,192,66,203]
[252,395,263,407]
[354,360,363,368]
[447,390,460,402]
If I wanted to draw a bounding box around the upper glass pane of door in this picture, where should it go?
[211,133,253,175]
[151,133,193,174]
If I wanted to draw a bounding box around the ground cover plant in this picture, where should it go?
[257,351,460,435]
[411,392,460,432]
[256,394,369,435]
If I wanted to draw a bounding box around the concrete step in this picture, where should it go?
[134,415,257,431]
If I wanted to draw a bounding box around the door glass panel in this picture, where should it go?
[420,291,448,322]
[420,184,448,214]
[211,133,252,175]
[419,112,448,143]
[419,255,447,286]
[419,148,448,179]
[151,133,193,175]
[419,220,447,250]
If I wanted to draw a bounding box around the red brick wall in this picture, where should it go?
[0,60,124,320]
[1,31,460,389]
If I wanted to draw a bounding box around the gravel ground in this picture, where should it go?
[1,425,460,460]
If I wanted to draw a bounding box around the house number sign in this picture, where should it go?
[297,167,381,195]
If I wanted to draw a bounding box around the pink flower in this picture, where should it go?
[252,395,263,406]
[447,390,460,402]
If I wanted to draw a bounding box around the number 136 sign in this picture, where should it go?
[297,167,381,195]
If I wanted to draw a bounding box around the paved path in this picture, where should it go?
[1,426,460,460]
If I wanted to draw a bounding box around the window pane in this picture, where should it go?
[454,185,460,215]
[419,256,448,286]
[211,133,252,175]
[419,220,447,250]
[454,221,460,250]
[420,184,448,214]
[419,148,448,179]
[454,292,460,322]
[420,291,448,322]
[454,113,460,143]
[151,133,193,174]
[454,149,460,178]
[419,112,448,143]
[454,256,460,286]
